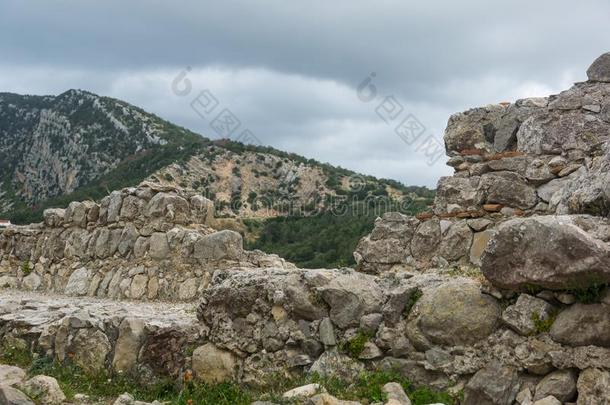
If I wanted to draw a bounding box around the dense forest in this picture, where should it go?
[245,197,433,268]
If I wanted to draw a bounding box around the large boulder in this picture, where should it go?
[576,368,610,405]
[148,232,170,260]
[550,304,610,347]
[438,221,472,261]
[533,369,577,402]
[0,385,35,405]
[517,111,610,156]
[553,155,610,216]
[64,267,91,296]
[410,218,441,260]
[43,208,65,228]
[433,176,484,214]
[0,365,25,386]
[112,318,146,373]
[587,52,610,82]
[144,192,190,223]
[479,171,538,209]
[20,376,66,405]
[68,328,112,372]
[354,236,409,268]
[318,272,384,329]
[502,294,555,336]
[309,350,364,381]
[194,230,243,261]
[192,343,239,383]
[64,201,89,227]
[406,281,501,348]
[463,362,521,405]
[481,215,610,291]
[443,105,504,154]
[369,212,419,241]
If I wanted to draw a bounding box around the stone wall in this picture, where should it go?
[345,54,610,404]
[3,266,609,404]
[0,182,292,301]
[355,55,610,276]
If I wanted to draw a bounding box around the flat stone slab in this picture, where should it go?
[0,289,198,329]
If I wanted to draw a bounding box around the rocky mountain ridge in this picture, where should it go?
[0,90,430,224]
[0,89,186,211]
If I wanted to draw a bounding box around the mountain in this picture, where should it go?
[0,89,205,219]
[0,89,434,266]
[0,89,432,222]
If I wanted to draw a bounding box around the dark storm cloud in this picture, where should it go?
[1,0,609,186]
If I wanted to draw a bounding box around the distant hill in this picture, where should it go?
[0,89,434,266]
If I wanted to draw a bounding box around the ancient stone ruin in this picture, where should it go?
[0,182,292,301]
[2,53,610,405]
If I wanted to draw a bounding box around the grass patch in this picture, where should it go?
[338,330,372,358]
[0,342,33,368]
[29,358,175,402]
[21,261,32,276]
[1,346,457,405]
[310,371,458,405]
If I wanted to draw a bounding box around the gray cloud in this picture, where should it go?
[1,0,609,186]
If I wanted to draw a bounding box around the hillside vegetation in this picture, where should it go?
[0,89,434,267]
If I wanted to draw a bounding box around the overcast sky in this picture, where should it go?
[1,1,609,187]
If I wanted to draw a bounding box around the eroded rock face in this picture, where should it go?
[481,215,610,291]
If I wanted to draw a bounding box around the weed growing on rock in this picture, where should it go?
[403,288,423,316]
[531,311,556,334]
[524,284,543,296]
[339,330,372,358]
[571,283,606,304]
[21,261,32,276]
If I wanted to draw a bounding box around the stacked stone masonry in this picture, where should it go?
[0,182,292,301]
